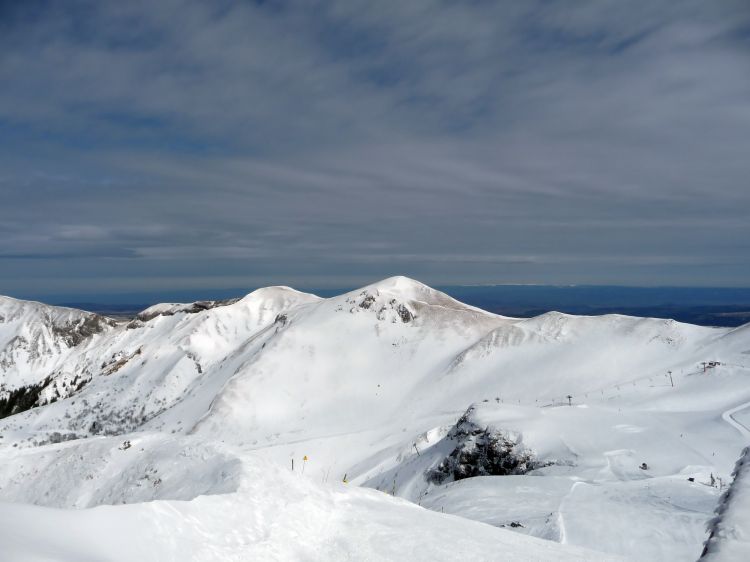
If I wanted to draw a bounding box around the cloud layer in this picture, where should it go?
[1,0,749,297]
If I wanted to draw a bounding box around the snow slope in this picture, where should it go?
[0,450,611,562]
[0,276,749,561]
[702,444,750,560]
[0,295,115,395]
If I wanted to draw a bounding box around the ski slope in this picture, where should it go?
[0,276,748,560]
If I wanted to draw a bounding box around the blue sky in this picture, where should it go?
[1,0,749,300]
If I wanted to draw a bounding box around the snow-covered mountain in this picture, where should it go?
[1,276,749,561]
[0,295,116,418]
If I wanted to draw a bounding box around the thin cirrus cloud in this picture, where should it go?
[0,0,748,299]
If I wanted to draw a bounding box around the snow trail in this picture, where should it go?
[722,401,750,439]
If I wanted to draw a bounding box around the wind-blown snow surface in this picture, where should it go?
[0,276,749,561]
[702,446,750,560]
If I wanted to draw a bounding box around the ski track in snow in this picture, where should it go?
[721,401,750,438]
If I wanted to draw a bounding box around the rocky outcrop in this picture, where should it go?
[346,290,416,324]
[50,314,117,346]
[427,405,537,484]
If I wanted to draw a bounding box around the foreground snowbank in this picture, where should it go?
[0,453,615,562]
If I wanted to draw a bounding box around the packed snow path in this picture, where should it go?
[722,401,750,439]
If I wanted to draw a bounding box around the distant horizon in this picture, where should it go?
[5,280,750,328]
[4,280,750,308]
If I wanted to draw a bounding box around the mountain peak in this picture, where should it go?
[240,285,320,303]
[361,276,435,299]
[356,276,498,318]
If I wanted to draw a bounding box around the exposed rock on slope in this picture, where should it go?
[0,297,115,378]
[428,405,537,484]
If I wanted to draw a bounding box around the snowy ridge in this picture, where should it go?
[0,277,749,560]
[0,296,116,415]
[702,445,750,561]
